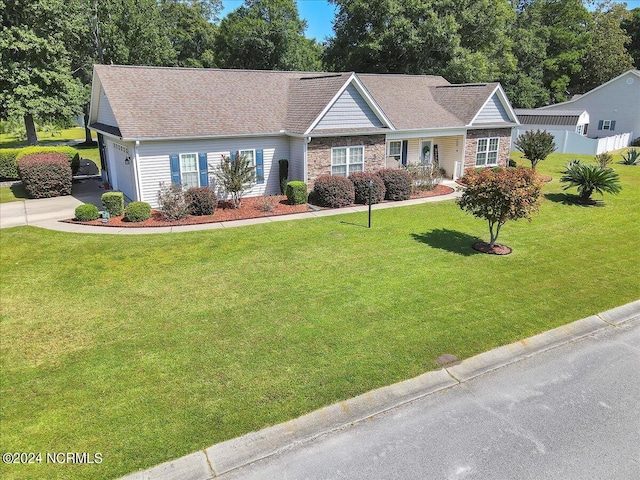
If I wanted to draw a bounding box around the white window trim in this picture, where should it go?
[602,120,612,130]
[239,149,256,167]
[475,137,500,167]
[331,145,365,176]
[179,152,200,188]
[388,140,401,159]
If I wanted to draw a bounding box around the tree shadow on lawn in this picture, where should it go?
[544,193,605,207]
[411,229,484,256]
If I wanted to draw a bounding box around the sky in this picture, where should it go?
[220,1,337,41]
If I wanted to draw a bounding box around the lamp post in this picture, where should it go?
[368,179,373,228]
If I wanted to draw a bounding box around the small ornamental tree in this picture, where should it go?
[214,152,255,208]
[456,167,543,249]
[514,129,557,171]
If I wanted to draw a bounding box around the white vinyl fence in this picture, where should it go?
[511,129,632,155]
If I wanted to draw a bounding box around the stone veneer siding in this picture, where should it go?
[307,135,386,188]
[464,128,512,171]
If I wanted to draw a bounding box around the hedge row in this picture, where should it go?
[310,168,413,207]
[0,146,81,179]
[17,153,72,198]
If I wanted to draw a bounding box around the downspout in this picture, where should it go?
[304,136,311,184]
[132,140,143,202]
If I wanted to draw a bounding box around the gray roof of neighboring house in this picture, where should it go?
[515,108,585,126]
[90,65,514,140]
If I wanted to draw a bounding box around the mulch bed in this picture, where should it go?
[472,242,512,255]
[64,185,455,228]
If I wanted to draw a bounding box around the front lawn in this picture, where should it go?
[0,127,95,148]
[1,154,638,479]
[0,184,27,203]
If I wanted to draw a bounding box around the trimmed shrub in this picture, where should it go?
[348,171,386,204]
[285,180,308,205]
[278,159,289,194]
[157,183,189,220]
[17,153,72,198]
[101,192,124,216]
[75,203,99,221]
[376,168,412,201]
[15,146,80,174]
[124,201,151,222]
[185,187,217,216]
[310,175,355,208]
[0,148,22,179]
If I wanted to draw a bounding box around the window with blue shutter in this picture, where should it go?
[230,150,236,162]
[255,149,264,184]
[598,120,604,130]
[169,154,181,185]
[198,152,209,187]
[610,121,616,131]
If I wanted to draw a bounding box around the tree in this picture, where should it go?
[214,152,255,208]
[456,167,542,249]
[514,129,557,171]
[574,1,634,93]
[621,7,640,67]
[504,0,592,106]
[215,0,322,71]
[0,0,85,145]
[560,160,622,203]
[324,0,515,83]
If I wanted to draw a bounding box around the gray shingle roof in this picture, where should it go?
[91,65,512,139]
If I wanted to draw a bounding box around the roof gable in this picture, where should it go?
[473,92,512,124]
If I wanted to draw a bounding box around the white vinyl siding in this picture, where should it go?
[474,93,511,124]
[137,137,289,208]
[97,87,118,127]
[288,137,306,182]
[476,137,499,166]
[314,84,384,130]
[331,146,364,176]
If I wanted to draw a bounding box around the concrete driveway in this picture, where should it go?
[0,178,104,229]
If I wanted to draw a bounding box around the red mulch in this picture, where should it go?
[64,185,455,228]
[472,242,512,255]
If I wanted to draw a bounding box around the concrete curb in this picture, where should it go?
[118,299,639,480]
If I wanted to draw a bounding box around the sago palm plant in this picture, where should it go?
[560,161,622,203]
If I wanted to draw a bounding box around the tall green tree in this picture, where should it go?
[324,0,515,82]
[1,0,85,145]
[574,1,634,93]
[503,0,592,107]
[215,0,322,71]
[160,0,221,68]
[621,7,640,67]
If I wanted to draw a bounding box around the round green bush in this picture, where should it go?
[124,201,151,222]
[348,171,386,204]
[75,203,99,221]
[185,187,217,216]
[310,175,355,208]
[375,168,412,201]
[102,192,124,216]
[285,181,308,205]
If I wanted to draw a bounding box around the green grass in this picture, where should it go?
[1,154,639,479]
[0,127,95,148]
[0,184,27,203]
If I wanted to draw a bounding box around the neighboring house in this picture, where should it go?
[515,69,639,154]
[88,65,519,206]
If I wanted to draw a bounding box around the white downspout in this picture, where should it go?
[132,140,143,202]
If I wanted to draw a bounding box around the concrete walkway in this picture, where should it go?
[119,300,640,480]
[0,180,462,233]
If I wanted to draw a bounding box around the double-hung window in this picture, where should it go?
[599,120,615,131]
[476,137,499,166]
[332,146,364,176]
[239,149,255,167]
[388,141,401,161]
[179,153,199,189]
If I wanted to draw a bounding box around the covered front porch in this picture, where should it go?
[384,130,466,180]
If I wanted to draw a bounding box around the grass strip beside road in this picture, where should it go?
[1,154,639,479]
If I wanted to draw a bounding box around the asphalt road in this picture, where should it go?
[220,320,640,480]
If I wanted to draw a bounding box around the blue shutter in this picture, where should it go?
[401,140,408,166]
[198,152,208,187]
[255,149,264,184]
[230,150,236,162]
[610,121,616,131]
[170,154,181,185]
[598,120,603,130]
